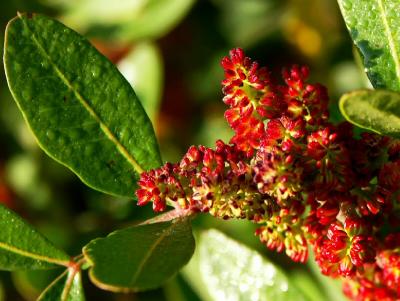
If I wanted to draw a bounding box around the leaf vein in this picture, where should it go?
[0,241,70,267]
[129,222,178,285]
[61,270,77,301]
[377,0,400,80]
[19,15,145,174]
[37,269,69,300]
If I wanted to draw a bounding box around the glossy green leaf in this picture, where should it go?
[339,89,400,138]
[338,0,400,91]
[61,0,195,42]
[0,204,70,270]
[183,229,308,301]
[118,42,163,123]
[83,218,195,292]
[4,13,161,197]
[37,270,85,301]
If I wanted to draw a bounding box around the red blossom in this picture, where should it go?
[253,146,303,204]
[315,219,375,277]
[135,48,400,301]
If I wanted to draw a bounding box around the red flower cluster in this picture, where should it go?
[136,48,400,301]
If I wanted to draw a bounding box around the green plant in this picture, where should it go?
[1,1,400,300]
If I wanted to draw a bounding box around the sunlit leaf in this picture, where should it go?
[338,0,400,91]
[339,89,400,138]
[183,229,308,301]
[4,13,161,197]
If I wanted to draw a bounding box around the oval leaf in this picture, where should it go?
[183,229,308,301]
[83,218,195,292]
[4,13,161,198]
[338,0,400,91]
[0,204,70,270]
[38,270,85,301]
[339,89,400,138]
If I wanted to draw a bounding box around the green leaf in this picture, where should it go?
[337,0,400,91]
[37,270,85,301]
[183,229,309,301]
[83,218,195,292]
[0,204,70,270]
[118,42,163,123]
[61,0,195,42]
[4,13,161,198]
[339,89,400,138]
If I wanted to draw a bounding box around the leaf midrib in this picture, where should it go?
[129,222,179,285]
[0,241,70,267]
[376,0,400,80]
[19,14,144,174]
[61,270,78,301]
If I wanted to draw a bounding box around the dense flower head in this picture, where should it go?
[256,199,308,262]
[253,145,303,204]
[343,272,399,301]
[135,48,400,301]
[305,127,354,193]
[377,249,400,295]
[136,162,186,212]
[221,48,278,156]
[281,65,329,126]
[314,219,375,277]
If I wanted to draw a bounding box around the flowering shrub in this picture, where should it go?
[137,48,400,300]
[2,1,400,299]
